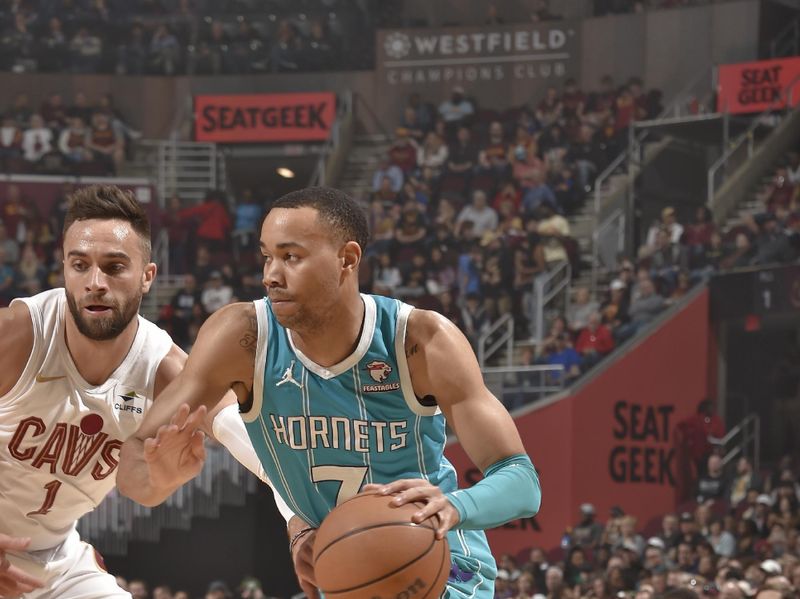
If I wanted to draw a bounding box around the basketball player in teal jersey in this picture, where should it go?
[118,187,541,598]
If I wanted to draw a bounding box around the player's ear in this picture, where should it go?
[141,262,157,294]
[340,241,361,273]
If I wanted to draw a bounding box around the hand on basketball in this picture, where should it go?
[143,403,207,490]
[0,534,44,597]
[290,528,319,599]
[362,480,460,539]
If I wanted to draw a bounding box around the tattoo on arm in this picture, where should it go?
[405,343,419,359]
[239,314,258,355]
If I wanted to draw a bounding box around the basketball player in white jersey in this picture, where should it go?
[0,185,289,599]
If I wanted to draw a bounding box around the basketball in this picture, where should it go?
[312,493,451,599]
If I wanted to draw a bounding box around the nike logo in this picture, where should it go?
[276,360,303,390]
[35,374,66,383]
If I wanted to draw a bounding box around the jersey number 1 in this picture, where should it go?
[27,480,63,516]
[311,465,369,506]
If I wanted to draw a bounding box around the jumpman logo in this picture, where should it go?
[276,360,303,389]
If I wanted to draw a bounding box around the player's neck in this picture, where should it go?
[290,292,365,368]
[63,313,140,385]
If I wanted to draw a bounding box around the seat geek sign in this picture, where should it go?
[717,57,800,114]
[194,92,336,143]
[376,23,579,89]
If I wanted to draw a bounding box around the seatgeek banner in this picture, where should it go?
[445,289,711,556]
[717,56,800,114]
[194,92,336,143]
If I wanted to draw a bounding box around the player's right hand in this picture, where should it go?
[143,403,207,490]
[0,534,44,597]
[291,529,319,599]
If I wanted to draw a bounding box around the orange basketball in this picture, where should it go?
[312,493,451,599]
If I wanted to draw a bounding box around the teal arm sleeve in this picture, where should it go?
[445,454,541,530]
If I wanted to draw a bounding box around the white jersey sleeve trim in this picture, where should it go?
[394,301,440,417]
[241,299,268,423]
[2,294,49,404]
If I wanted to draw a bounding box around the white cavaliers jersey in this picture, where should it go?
[0,288,172,551]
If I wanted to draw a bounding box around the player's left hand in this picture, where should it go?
[143,403,207,490]
[361,479,459,539]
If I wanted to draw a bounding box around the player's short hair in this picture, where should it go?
[270,186,369,251]
[63,184,152,260]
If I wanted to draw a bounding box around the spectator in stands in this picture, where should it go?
[270,20,302,73]
[657,513,681,550]
[59,116,92,165]
[8,93,31,126]
[397,106,426,144]
[0,223,19,266]
[728,457,761,507]
[0,246,16,306]
[617,276,665,340]
[438,86,474,127]
[389,128,419,176]
[537,203,570,266]
[478,120,510,180]
[576,312,615,368]
[567,286,599,332]
[178,190,232,252]
[149,24,181,75]
[521,170,558,217]
[22,113,54,165]
[38,17,68,71]
[15,244,47,295]
[372,252,402,296]
[206,579,232,599]
[303,19,338,71]
[446,126,477,189]
[697,454,729,504]
[601,279,630,335]
[372,156,404,195]
[0,113,23,169]
[649,228,688,292]
[201,270,233,314]
[117,22,148,75]
[535,86,562,128]
[456,190,498,238]
[87,111,124,174]
[41,92,68,130]
[645,206,685,250]
[128,579,149,599]
[69,27,103,73]
[416,132,448,179]
[542,332,582,384]
[573,503,605,548]
[404,92,433,134]
[460,292,489,350]
[169,273,203,348]
[708,517,736,558]
[748,213,794,266]
[720,232,754,270]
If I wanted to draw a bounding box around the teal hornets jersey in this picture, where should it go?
[242,294,496,597]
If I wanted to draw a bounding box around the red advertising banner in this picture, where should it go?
[717,56,800,114]
[445,289,711,558]
[194,92,336,143]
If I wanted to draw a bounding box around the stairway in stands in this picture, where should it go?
[337,134,392,200]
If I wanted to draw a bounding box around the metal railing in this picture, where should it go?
[719,413,760,475]
[78,443,259,556]
[532,260,571,343]
[591,208,626,293]
[309,90,354,187]
[477,313,514,367]
[770,16,800,58]
[707,74,800,209]
[590,68,712,294]
[481,365,566,410]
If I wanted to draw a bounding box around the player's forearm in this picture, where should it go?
[445,454,541,530]
[117,439,182,507]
